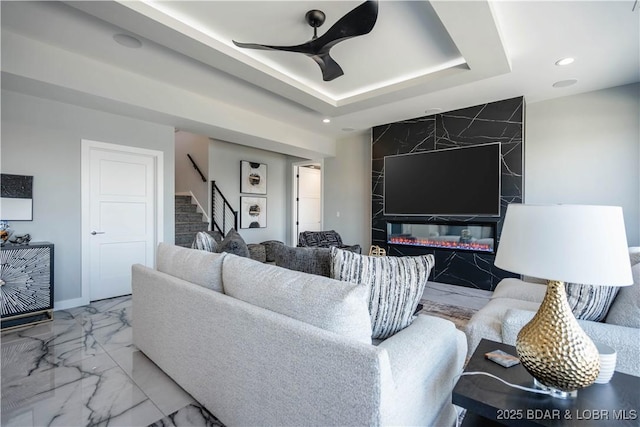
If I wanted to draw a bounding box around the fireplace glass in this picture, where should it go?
[387,221,496,253]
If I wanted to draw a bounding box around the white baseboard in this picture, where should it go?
[54,297,89,311]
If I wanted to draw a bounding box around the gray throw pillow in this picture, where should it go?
[216,229,250,258]
[330,247,435,339]
[273,245,331,277]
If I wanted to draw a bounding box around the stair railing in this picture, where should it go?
[187,154,207,182]
[211,181,238,235]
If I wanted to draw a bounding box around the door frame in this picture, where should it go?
[291,160,323,247]
[80,139,164,305]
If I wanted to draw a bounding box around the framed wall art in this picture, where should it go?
[240,161,267,194]
[240,196,267,229]
[1,174,33,221]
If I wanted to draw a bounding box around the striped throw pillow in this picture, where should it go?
[191,231,218,252]
[565,283,620,322]
[330,247,434,339]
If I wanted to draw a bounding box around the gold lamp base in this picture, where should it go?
[516,280,600,398]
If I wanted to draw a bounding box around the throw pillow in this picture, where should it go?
[273,245,332,277]
[330,247,435,339]
[156,242,226,292]
[216,229,250,258]
[564,283,620,322]
[191,231,218,252]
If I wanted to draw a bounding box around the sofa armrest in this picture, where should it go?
[502,309,640,377]
[377,315,466,426]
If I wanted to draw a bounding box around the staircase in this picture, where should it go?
[175,195,209,247]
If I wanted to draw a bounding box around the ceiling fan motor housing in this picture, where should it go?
[305,10,326,28]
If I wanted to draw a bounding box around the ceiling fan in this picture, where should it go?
[232,1,379,82]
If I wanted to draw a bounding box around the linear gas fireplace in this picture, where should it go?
[387,221,497,254]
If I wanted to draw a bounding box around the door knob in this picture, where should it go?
[91,231,106,235]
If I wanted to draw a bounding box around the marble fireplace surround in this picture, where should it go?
[372,96,524,291]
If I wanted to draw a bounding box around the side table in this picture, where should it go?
[453,339,639,427]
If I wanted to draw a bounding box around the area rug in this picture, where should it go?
[417,299,477,331]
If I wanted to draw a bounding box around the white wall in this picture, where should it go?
[209,139,290,244]
[175,131,209,211]
[323,131,372,250]
[526,83,640,245]
[1,90,175,305]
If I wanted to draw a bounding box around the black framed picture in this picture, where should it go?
[240,196,267,229]
[240,161,267,194]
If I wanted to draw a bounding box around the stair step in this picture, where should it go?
[176,212,205,223]
[176,222,209,234]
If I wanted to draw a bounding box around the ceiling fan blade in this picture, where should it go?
[311,0,378,51]
[232,41,311,54]
[310,53,344,81]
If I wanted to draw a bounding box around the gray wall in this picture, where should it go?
[209,138,290,244]
[1,90,175,305]
[526,83,640,245]
[323,131,372,250]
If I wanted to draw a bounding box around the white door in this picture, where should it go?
[296,165,322,239]
[82,141,163,302]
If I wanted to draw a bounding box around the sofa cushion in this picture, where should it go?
[272,245,331,277]
[605,257,640,328]
[330,247,434,340]
[191,231,218,252]
[465,298,541,354]
[216,229,250,258]
[222,254,372,344]
[156,243,226,292]
[491,278,546,303]
[247,243,266,263]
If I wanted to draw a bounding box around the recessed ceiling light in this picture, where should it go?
[552,79,578,88]
[322,118,331,124]
[342,127,355,132]
[113,34,142,49]
[555,57,575,66]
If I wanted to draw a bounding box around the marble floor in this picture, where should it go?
[1,282,491,427]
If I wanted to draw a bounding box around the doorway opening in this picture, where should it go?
[292,161,322,246]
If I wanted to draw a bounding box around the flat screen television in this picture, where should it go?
[383,143,501,216]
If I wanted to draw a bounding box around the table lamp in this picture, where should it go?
[495,204,633,398]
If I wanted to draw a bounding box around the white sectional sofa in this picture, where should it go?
[465,249,640,377]
[132,243,467,426]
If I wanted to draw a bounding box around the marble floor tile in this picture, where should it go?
[79,306,133,352]
[148,403,224,427]
[109,345,196,416]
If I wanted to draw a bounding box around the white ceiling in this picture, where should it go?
[1,1,638,158]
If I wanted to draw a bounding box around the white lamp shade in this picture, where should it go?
[495,204,633,286]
